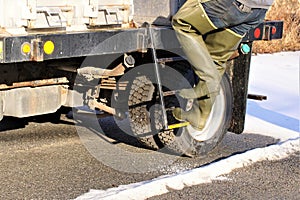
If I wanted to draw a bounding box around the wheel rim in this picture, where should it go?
[187,82,227,141]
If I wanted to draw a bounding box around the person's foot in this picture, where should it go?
[172,107,203,131]
[172,97,214,131]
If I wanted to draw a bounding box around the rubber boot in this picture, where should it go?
[172,94,217,131]
[172,29,221,99]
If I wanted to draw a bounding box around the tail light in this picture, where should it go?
[242,21,283,42]
[254,28,262,39]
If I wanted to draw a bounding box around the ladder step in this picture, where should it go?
[168,122,190,129]
[157,57,185,63]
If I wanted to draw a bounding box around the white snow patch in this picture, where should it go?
[246,51,300,132]
[212,176,231,181]
[245,115,299,141]
[76,138,299,200]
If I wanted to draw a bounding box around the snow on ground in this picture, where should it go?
[77,51,300,200]
[245,51,300,139]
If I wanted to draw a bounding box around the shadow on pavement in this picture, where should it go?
[247,101,299,132]
[73,112,280,170]
[0,107,74,132]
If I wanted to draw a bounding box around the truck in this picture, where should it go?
[0,0,283,157]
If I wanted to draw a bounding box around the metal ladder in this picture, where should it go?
[147,24,190,130]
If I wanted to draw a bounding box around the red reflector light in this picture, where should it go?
[254,28,261,38]
[272,26,277,35]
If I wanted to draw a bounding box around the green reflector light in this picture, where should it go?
[241,44,251,54]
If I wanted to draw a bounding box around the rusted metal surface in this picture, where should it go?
[100,79,128,90]
[90,100,116,115]
[73,109,112,119]
[247,94,267,101]
[163,90,179,97]
[0,77,69,90]
[77,63,126,80]
[31,38,44,61]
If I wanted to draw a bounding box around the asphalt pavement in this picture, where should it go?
[0,114,297,199]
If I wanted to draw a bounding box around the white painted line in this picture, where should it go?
[76,137,300,200]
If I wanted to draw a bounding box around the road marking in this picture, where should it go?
[76,137,299,200]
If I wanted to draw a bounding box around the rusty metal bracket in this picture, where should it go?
[247,94,267,101]
[31,38,43,62]
[89,99,116,115]
[77,63,126,81]
[0,77,69,90]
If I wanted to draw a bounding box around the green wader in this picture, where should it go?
[172,0,243,130]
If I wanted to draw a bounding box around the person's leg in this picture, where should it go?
[172,0,222,99]
[202,0,268,79]
[204,28,243,76]
[171,28,221,130]
[171,0,230,130]
[176,0,268,83]
[171,1,220,130]
[171,0,267,130]
[172,28,222,98]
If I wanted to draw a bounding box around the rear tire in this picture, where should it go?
[127,64,232,156]
[162,75,233,156]
[128,75,162,150]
